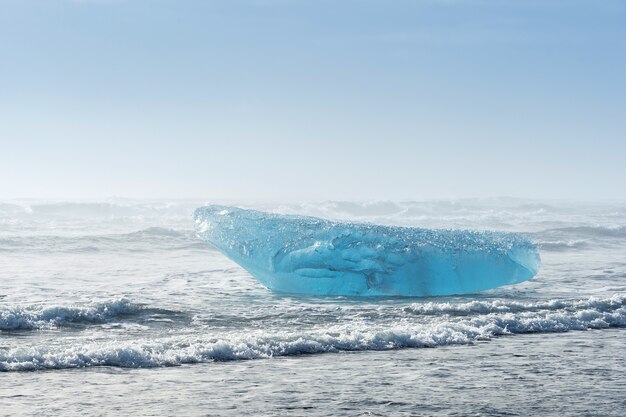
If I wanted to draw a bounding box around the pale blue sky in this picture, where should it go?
[1,0,625,200]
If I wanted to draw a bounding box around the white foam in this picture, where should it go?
[2,295,624,371]
[0,299,141,331]
[406,294,626,315]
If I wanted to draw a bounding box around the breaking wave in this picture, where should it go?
[2,295,624,371]
[0,299,156,331]
[405,294,626,315]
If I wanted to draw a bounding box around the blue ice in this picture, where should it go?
[194,206,540,296]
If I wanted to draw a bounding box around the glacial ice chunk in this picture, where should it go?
[194,206,540,296]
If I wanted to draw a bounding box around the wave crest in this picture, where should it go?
[405,294,626,316]
[0,299,144,331]
[2,295,625,371]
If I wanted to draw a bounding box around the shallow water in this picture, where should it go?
[1,199,625,415]
[4,330,625,416]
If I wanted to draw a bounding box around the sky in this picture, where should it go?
[1,0,625,201]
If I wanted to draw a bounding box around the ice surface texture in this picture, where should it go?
[194,206,540,296]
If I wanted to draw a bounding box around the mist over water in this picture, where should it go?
[1,199,626,415]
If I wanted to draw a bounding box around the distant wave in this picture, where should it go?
[0,227,196,254]
[126,227,188,238]
[3,200,625,240]
[0,299,158,331]
[10,201,191,217]
[532,226,626,251]
[0,201,198,234]
[2,295,624,371]
[537,239,588,251]
[539,226,626,239]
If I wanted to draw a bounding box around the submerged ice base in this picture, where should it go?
[194,206,540,297]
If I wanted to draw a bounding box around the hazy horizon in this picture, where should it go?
[2,195,626,208]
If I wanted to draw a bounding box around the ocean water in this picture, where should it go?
[1,199,625,416]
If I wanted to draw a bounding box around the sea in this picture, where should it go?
[1,198,625,416]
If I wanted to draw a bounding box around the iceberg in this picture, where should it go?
[194,205,540,297]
